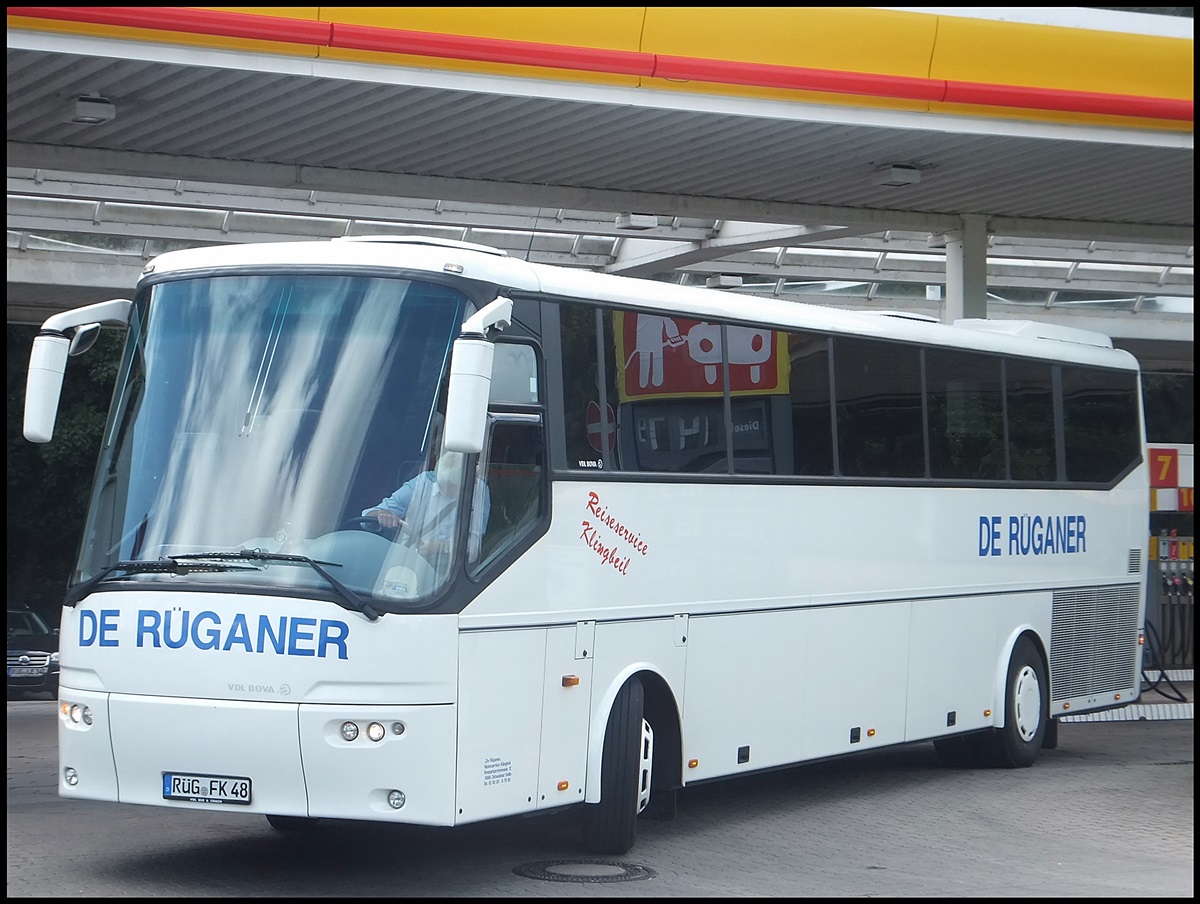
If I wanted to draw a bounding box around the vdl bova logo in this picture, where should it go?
[76,608,351,659]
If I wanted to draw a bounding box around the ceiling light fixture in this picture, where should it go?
[615,213,658,230]
[72,96,116,125]
[873,164,921,187]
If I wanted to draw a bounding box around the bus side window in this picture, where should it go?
[834,337,924,479]
[925,349,1005,481]
[786,331,834,476]
[1061,364,1141,483]
[1006,358,1056,482]
[472,419,545,574]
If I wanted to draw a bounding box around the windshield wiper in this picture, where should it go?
[171,550,380,621]
[66,551,380,622]
[65,557,262,608]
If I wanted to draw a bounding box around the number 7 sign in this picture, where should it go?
[1147,447,1178,488]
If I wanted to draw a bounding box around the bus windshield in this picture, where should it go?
[75,272,473,607]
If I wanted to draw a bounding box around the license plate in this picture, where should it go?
[7,666,46,677]
[162,772,252,805]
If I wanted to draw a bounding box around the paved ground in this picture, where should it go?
[7,689,1193,898]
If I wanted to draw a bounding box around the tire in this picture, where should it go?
[265,814,321,831]
[582,677,647,855]
[981,636,1048,768]
[933,733,989,768]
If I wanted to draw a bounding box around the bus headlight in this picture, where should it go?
[59,699,92,726]
[340,721,359,742]
[387,790,405,809]
[367,722,386,742]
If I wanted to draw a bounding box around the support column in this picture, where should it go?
[942,214,989,323]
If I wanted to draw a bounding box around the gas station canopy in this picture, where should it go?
[5,7,1193,367]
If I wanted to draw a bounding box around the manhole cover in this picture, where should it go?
[513,859,657,883]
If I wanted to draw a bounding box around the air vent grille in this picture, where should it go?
[1051,585,1140,700]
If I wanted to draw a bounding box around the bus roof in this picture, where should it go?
[144,237,1140,371]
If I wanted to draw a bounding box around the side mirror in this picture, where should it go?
[443,337,494,454]
[24,298,132,443]
[69,323,102,356]
[24,332,72,443]
[442,296,513,454]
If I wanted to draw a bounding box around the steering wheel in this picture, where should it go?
[340,515,409,543]
[341,516,384,532]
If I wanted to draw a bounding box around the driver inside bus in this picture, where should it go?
[362,449,490,562]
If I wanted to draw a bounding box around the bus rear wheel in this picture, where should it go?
[582,676,652,855]
[981,636,1048,768]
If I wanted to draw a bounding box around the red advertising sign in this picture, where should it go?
[613,313,790,402]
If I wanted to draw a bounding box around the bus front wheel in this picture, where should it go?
[582,676,650,855]
[933,733,990,767]
[265,814,321,831]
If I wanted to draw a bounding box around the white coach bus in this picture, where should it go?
[24,236,1148,854]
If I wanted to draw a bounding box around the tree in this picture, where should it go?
[7,325,122,622]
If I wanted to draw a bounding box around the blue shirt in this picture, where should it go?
[364,471,490,559]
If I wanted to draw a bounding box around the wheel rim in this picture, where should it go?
[1013,664,1042,742]
[637,718,654,814]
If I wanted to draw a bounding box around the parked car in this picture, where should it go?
[7,607,60,699]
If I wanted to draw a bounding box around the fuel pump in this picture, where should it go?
[1146,529,1194,676]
